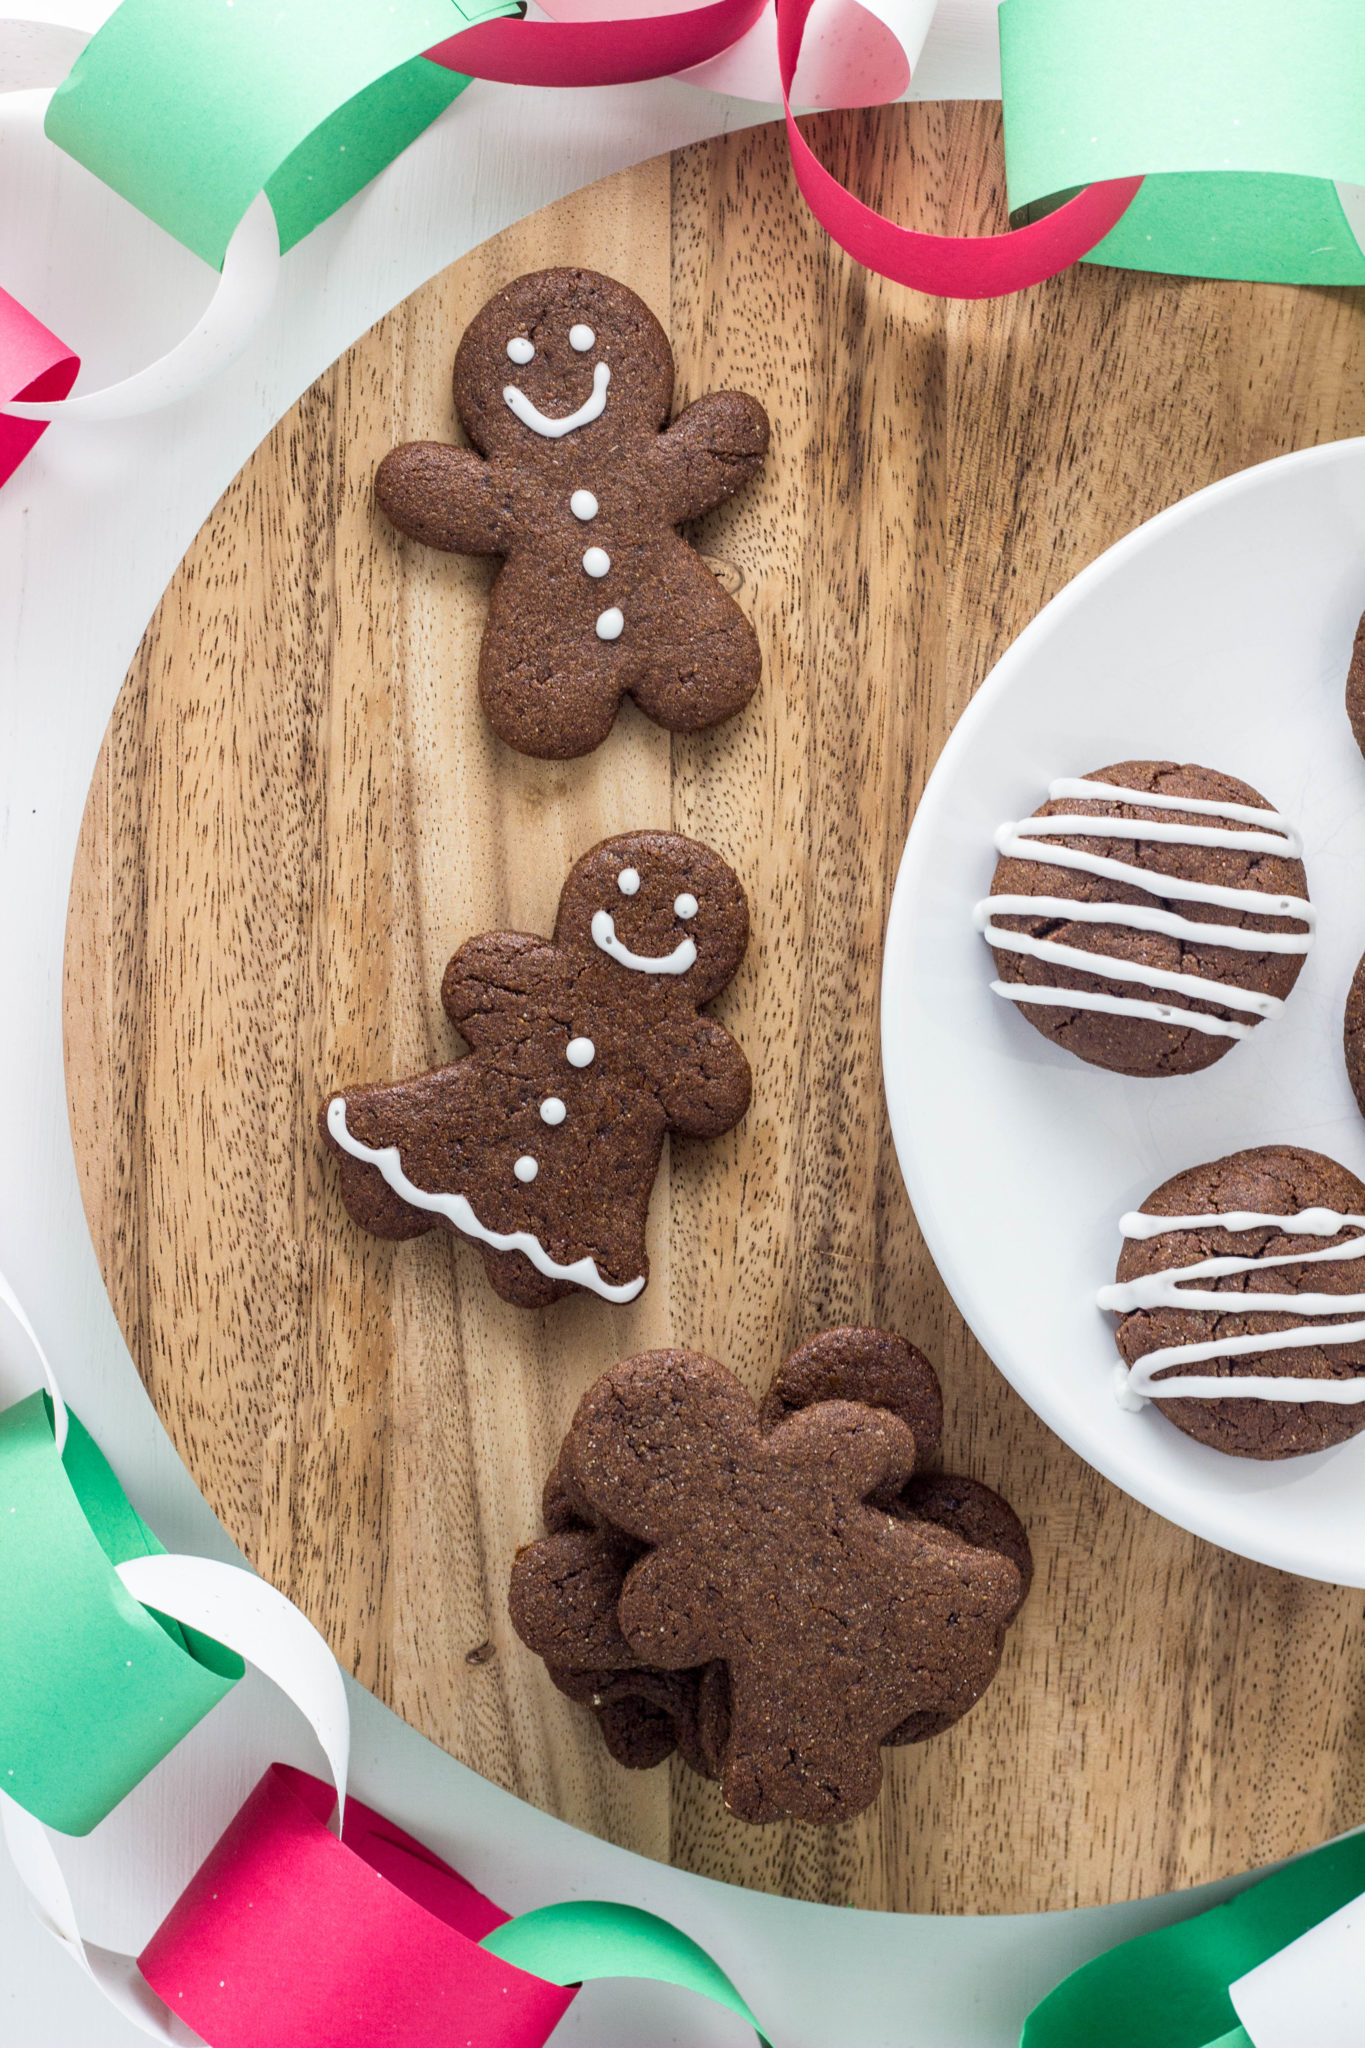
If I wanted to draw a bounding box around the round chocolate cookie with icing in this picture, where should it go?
[978,760,1313,1078]
[1101,1145,1365,1458]
[1345,606,1365,761]
[1345,945,1365,1120]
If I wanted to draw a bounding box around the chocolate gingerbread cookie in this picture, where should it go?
[321,831,750,1308]
[511,1331,1030,1824]
[375,267,770,759]
[1101,1145,1365,1458]
[978,760,1313,1078]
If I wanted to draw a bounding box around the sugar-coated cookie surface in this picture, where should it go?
[375,266,770,759]
[979,760,1313,1078]
[321,831,750,1308]
[1102,1145,1365,1458]
[510,1330,1030,1825]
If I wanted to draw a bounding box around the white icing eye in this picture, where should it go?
[566,1036,595,1068]
[506,337,535,365]
[674,894,698,919]
[595,608,624,642]
[514,1154,538,1182]
[539,1097,566,1125]
[617,868,640,896]
[570,489,598,521]
[582,547,611,578]
[569,324,595,352]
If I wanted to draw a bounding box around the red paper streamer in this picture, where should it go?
[139,1765,577,2048]
[426,0,767,89]
[428,0,1144,299]
[0,286,78,486]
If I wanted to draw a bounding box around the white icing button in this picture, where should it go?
[582,546,611,578]
[617,868,640,896]
[570,489,598,521]
[566,1037,595,1068]
[569,324,595,352]
[539,1097,567,1125]
[506,337,534,365]
[595,608,624,642]
[514,1155,538,1183]
[674,893,698,919]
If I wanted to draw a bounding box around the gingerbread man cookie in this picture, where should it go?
[510,1331,1029,1824]
[374,267,770,759]
[321,831,750,1309]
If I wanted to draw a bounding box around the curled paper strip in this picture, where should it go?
[0,281,77,482]
[2,188,281,422]
[1021,1827,1365,2048]
[0,1390,242,1835]
[999,0,1365,284]
[137,1764,580,2048]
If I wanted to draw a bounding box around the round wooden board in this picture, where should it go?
[64,105,1365,1916]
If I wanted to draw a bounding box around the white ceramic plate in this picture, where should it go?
[882,438,1365,1586]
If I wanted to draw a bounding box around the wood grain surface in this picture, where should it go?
[64,104,1365,1915]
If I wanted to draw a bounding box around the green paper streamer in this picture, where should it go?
[45,0,520,271]
[0,1392,241,1836]
[999,0,1365,283]
[1020,1831,1365,2048]
[483,1899,772,2043]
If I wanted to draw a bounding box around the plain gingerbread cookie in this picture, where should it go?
[980,760,1313,1078]
[511,1332,1029,1824]
[321,831,750,1308]
[375,267,770,759]
[1102,1144,1365,1458]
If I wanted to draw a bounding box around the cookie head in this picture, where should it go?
[556,832,749,1002]
[453,267,675,458]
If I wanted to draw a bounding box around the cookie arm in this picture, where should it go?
[441,931,559,1046]
[656,1017,752,1138]
[650,392,770,524]
[375,441,510,555]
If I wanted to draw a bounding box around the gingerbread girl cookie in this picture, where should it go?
[321,831,750,1308]
[510,1331,1029,1823]
[374,267,770,759]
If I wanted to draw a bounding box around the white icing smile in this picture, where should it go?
[327,1097,643,1304]
[591,908,697,975]
[502,361,610,439]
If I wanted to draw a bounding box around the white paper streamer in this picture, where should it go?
[0,1267,68,1453]
[1230,1893,1365,2048]
[115,1553,349,1826]
[0,1791,195,2043]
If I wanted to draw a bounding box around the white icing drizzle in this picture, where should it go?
[326,1098,644,1304]
[991,984,1252,1039]
[1100,1206,1365,1404]
[570,489,598,521]
[503,361,610,438]
[569,324,595,351]
[617,868,640,895]
[514,1155,538,1183]
[595,607,624,641]
[583,546,611,578]
[674,893,698,919]
[979,778,1312,1034]
[566,1037,595,1067]
[590,909,697,976]
[505,336,534,365]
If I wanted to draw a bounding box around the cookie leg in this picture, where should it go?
[477,1243,577,1308]
[625,550,761,734]
[478,617,625,761]
[320,1093,434,1242]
